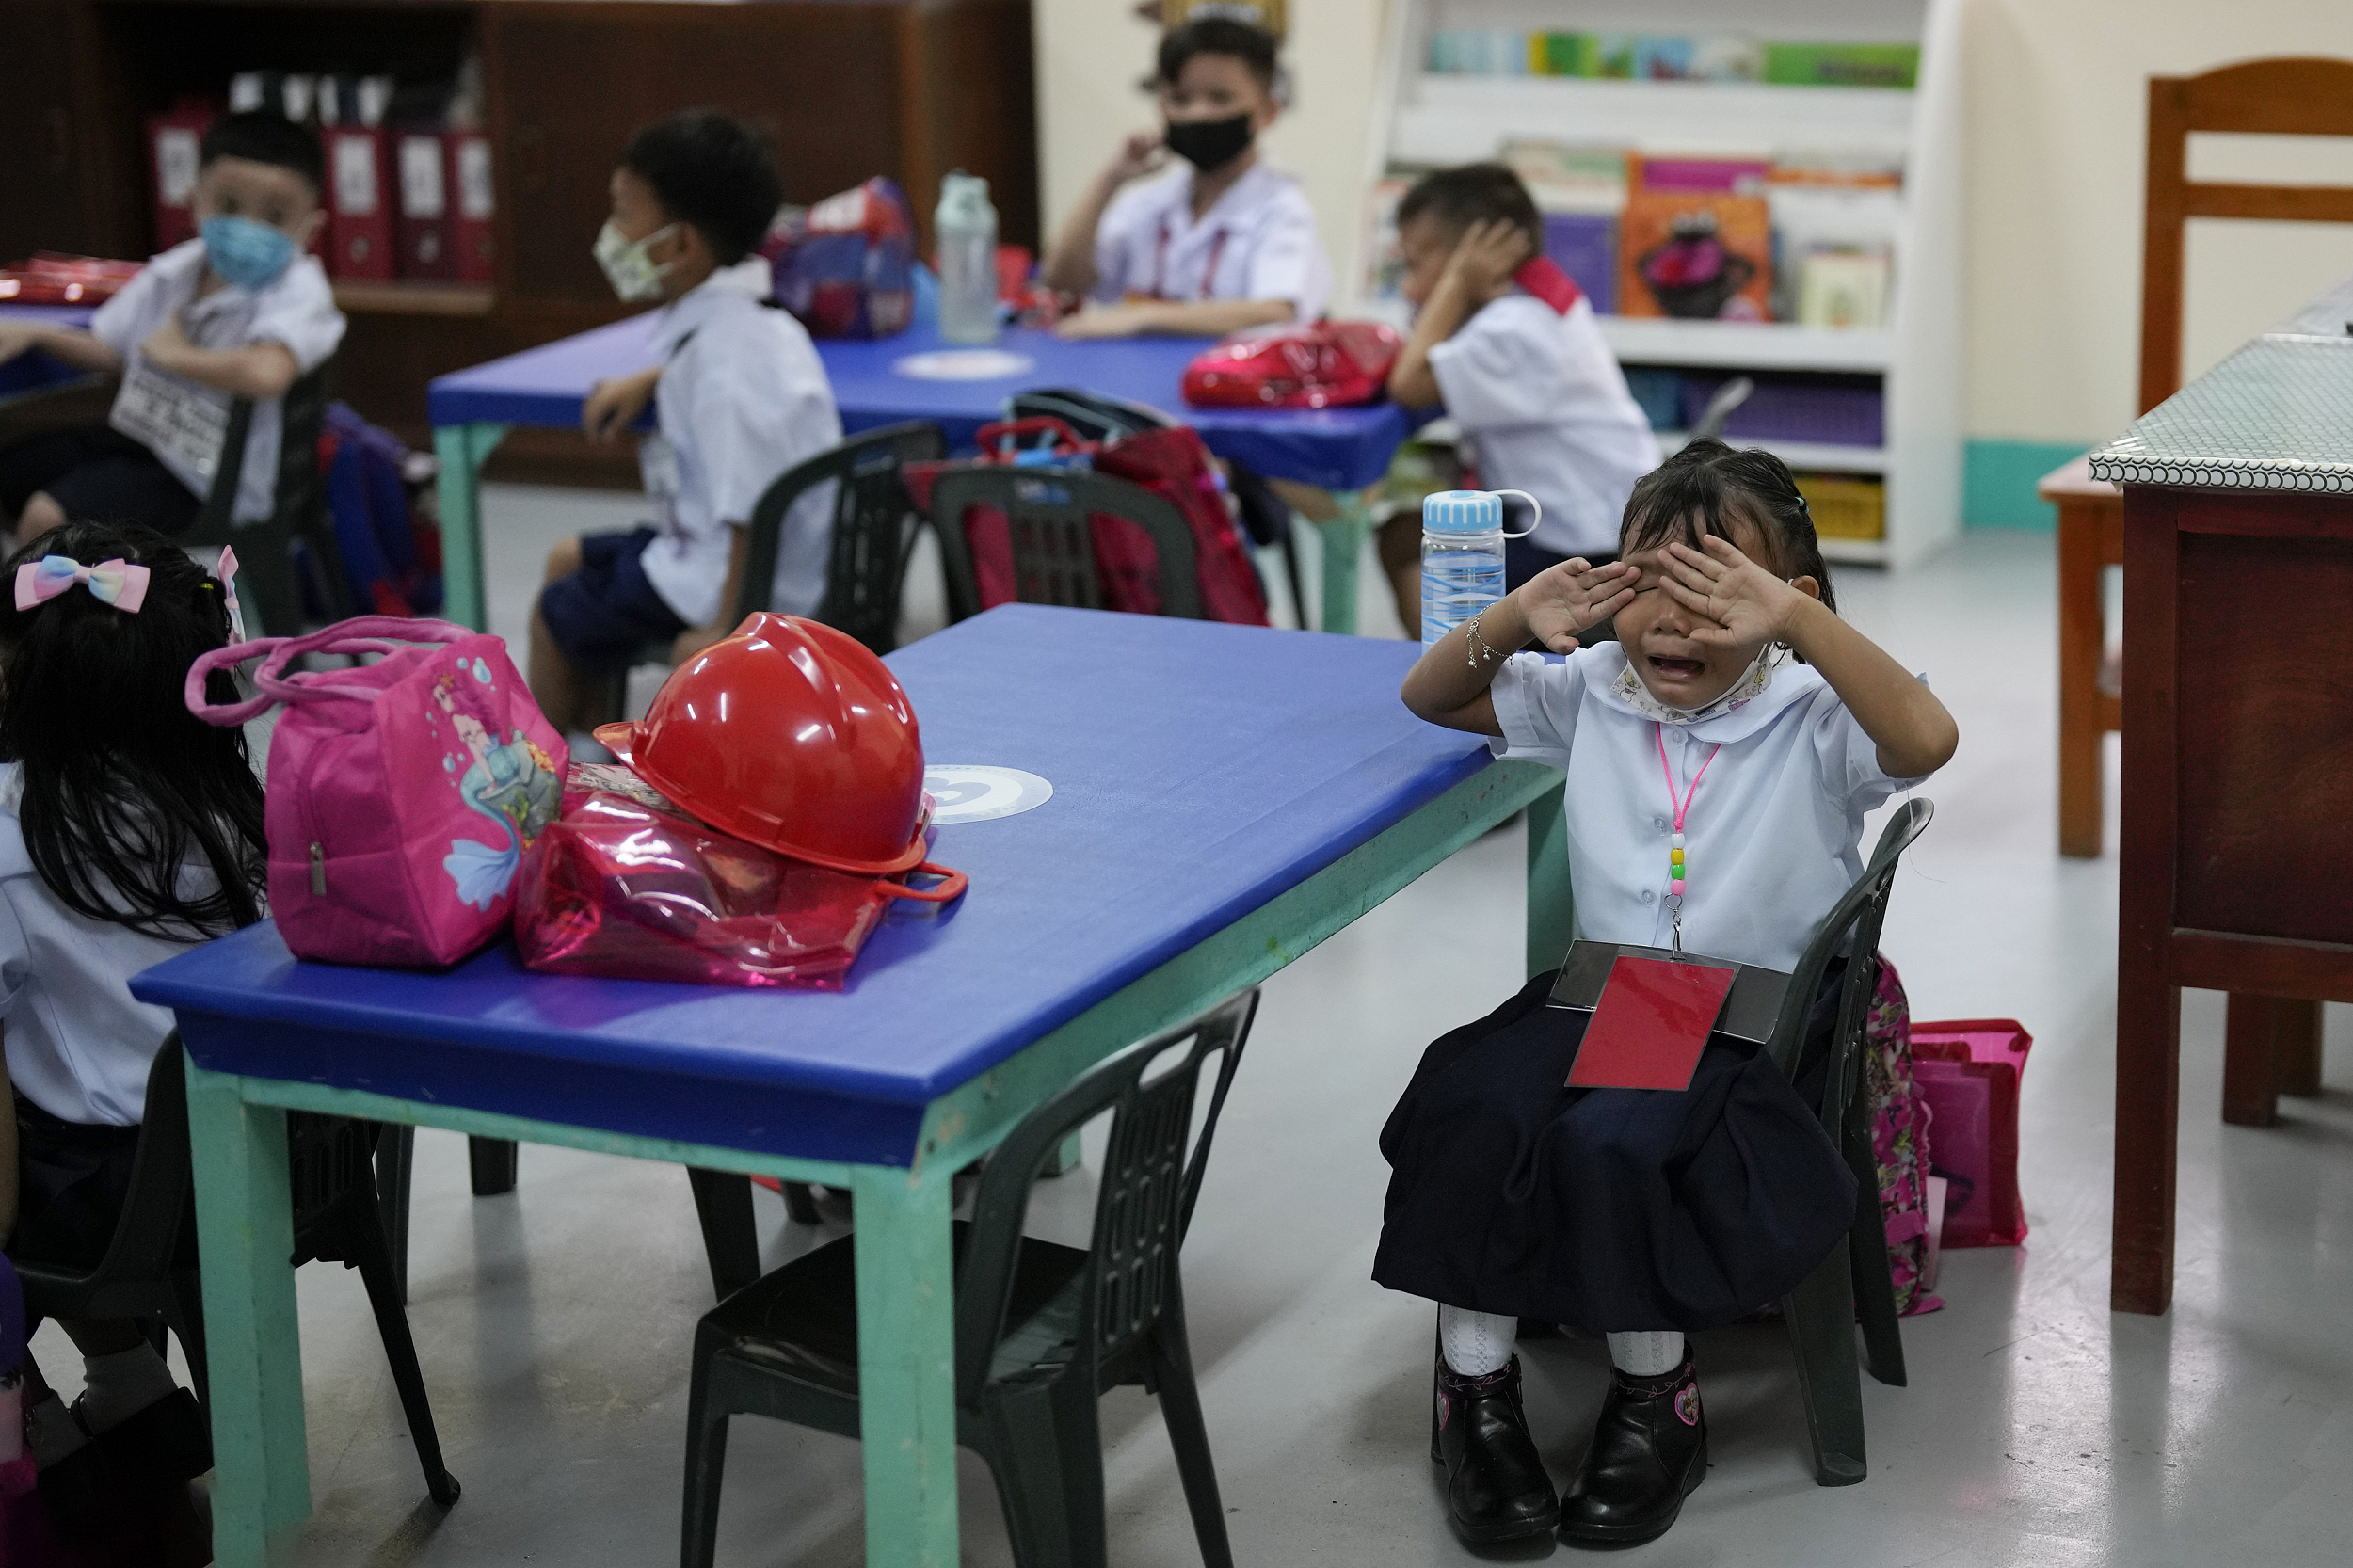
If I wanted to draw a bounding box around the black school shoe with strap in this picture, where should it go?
[1431,1354,1560,1543]
[1558,1355,1707,1546]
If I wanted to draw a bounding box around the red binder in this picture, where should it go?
[325,127,394,280]
[394,130,456,280]
[449,134,495,285]
[146,107,215,251]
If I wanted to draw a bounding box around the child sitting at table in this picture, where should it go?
[528,109,841,741]
[1041,14,1330,339]
[0,111,346,547]
[1380,163,1658,638]
[0,520,266,1528]
[1380,440,1955,1547]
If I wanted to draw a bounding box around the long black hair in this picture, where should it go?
[0,520,266,939]
[1621,439,1836,618]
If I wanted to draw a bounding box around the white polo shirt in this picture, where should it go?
[90,237,346,524]
[1429,292,1659,560]
[0,765,233,1126]
[639,258,844,627]
[1092,160,1331,323]
[1489,646,1929,975]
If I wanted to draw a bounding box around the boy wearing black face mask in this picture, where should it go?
[1044,17,1330,340]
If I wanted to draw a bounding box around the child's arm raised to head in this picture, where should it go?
[1387,220,1528,408]
[1660,536,1958,777]
[1401,558,1637,735]
[139,314,298,401]
[1041,131,1166,297]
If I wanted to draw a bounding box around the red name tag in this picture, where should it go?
[1566,955,1735,1091]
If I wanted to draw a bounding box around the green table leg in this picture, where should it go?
[433,421,507,632]
[851,1161,961,1567]
[1525,784,1575,980]
[1319,492,1369,637]
[186,1062,311,1567]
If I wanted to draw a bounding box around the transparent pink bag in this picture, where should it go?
[186,616,568,967]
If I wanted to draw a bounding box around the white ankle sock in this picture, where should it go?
[76,1344,178,1434]
[1605,1330,1685,1378]
[1439,1305,1517,1377]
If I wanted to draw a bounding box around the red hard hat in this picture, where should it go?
[595,613,928,875]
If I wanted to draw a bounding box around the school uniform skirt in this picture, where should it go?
[1372,967,1858,1334]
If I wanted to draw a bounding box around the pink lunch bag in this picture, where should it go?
[186,616,568,967]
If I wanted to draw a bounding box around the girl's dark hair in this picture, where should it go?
[1621,439,1837,619]
[620,109,783,266]
[1396,162,1545,255]
[0,520,266,940]
[1156,16,1281,90]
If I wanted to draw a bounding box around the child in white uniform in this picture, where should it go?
[1044,16,1329,339]
[1,520,268,1527]
[1383,164,1658,637]
[0,112,346,548]
[1381,441,1957,1548]
[530,110,841,739]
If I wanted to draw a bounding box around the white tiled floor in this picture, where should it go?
[43,517,2349,1565]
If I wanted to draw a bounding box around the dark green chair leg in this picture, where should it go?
[1147,1303,1235,1568]
[1782,1241,1867,1486]
[680,1326,732,1568]
[781,1183,824,1225]
[376,1122,415,1303]
[685,1168,762,1302]
[346,1185,461,1506]
[984,1368,1109,1568]
[1845,1119,1908,1388]
[468,1136,518,1195]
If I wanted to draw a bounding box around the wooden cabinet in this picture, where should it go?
[0,0,1037,459]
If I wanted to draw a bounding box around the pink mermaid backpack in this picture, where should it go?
[187,616,568,967]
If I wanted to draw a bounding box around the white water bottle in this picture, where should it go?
[935,171,1000,344]
[1421,488,1541,646]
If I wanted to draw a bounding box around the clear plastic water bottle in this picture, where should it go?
[935,171,999,344]
[1421,488,1541,646]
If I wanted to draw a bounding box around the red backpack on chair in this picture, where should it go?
[907,418,1270,626]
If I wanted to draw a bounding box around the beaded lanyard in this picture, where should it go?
[1656,724,1723,953]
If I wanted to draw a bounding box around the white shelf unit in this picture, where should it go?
[1360,0,1963,568]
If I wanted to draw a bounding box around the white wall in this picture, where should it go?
[1035,0,2353,451]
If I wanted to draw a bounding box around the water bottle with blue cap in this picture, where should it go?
[1420,489,1540,647]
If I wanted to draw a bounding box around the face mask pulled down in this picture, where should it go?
[593,220,680,303]
[1163,113,1255,173]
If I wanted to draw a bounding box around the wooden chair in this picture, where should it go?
[2051,57,2352,1110]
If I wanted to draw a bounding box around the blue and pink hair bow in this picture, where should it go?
[13,553,151,614]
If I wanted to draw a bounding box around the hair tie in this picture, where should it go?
[216,546,248,643]
[14,554,150,615]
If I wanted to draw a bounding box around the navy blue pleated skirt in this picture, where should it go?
[1372,968,1858,1334]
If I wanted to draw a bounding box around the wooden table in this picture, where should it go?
[2091,287,2353,1315]
[2041,454,2123,857]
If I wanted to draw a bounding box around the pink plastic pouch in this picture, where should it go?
[186,616,568,967]
[1909,1019,2033,1248]
[514,765,965,989]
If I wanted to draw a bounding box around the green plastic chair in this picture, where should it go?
[679,989,1259,1568]
[1767,796,1934,1484]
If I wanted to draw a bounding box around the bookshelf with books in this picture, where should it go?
[1358,0,1962,567]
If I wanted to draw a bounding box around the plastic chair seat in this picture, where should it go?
[701,1222,1090,1410]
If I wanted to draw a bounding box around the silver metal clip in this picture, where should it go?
[310,841,327,896]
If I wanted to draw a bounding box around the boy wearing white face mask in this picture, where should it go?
[0,111,345,548]
[1043,16,1330,340]
[527,110,841,741]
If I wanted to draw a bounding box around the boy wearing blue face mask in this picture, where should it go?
[0,111,344,547]
[1043,15,1329,340]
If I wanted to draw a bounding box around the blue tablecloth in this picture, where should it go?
[428,316,1417,491]
[0,303,98,401]
[132,606,1481,1163]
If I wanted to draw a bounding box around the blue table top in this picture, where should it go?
[0,304,98,399]
[132,607,1486,1163]
[427,315,1417,492]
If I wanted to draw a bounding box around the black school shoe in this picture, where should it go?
[37,1388,215,1524]
[1558,1356,1707,1546]
[1431,1354,1560,1544]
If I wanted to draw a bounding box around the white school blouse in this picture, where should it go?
[1489,646,1929,975]
[1427,292,1659,560]
[90,238,347,524]
[638,258,844,627]
[0,765,227,1126]
[1092,161,1332,323]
